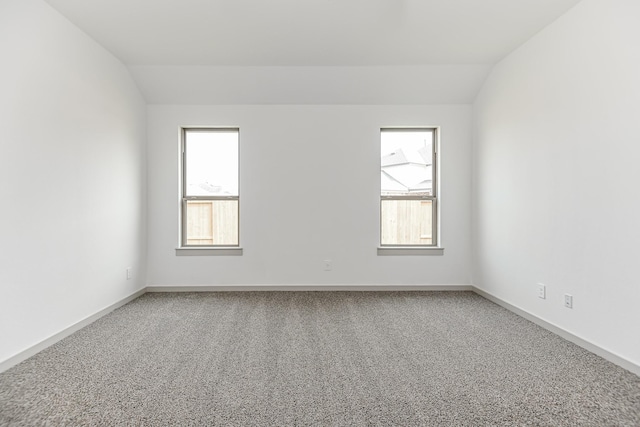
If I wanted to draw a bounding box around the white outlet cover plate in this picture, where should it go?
[564,294,573,308]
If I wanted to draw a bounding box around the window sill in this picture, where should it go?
[176,247,243,256]
[377,247,444,256]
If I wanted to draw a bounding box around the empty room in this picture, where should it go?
[1,0,639,425]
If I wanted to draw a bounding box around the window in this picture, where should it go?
[181,128,239,247]
[380,128,437,246]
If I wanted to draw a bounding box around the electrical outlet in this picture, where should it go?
[537,283,546,299]
[126,267,132,280]
[323,259,332,271]
[564,294,573,309]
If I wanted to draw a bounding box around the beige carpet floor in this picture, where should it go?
[1,291,639,426]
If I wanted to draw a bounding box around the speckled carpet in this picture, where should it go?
[0,291,639,426]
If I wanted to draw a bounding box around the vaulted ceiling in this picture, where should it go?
[44,0,583,103]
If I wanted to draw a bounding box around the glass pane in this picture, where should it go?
[381,130,433,196]
[381,199,433,245]
[185,200,238,246]
[185,130,238,196]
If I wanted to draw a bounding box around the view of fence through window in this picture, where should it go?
[183,129,239,246]
[381,129,435,245]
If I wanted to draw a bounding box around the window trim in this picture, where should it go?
[379,127,439,248]
[179,127,240,249]
[377,247,444,256]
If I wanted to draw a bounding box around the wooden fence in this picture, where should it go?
[381,200,433,245]
[186,200,238,245]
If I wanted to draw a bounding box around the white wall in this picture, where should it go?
[129,65,491,105]
[473,0,640,367]
[147,105,472,286]
[0,0,147,364]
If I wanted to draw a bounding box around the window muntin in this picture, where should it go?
[380,128,437,246]
[181,128,239,247]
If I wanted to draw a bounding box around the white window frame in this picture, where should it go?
[378,127,443,255]
[177,127,241,254]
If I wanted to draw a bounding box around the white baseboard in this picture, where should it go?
[145,284,475,292]
[473,286,640,377]
[0,288,146,374]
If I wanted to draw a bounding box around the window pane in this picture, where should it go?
[381,130,433,196]
[185,200,238,246]
[381,200,432,245]
[185,130,238,196]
